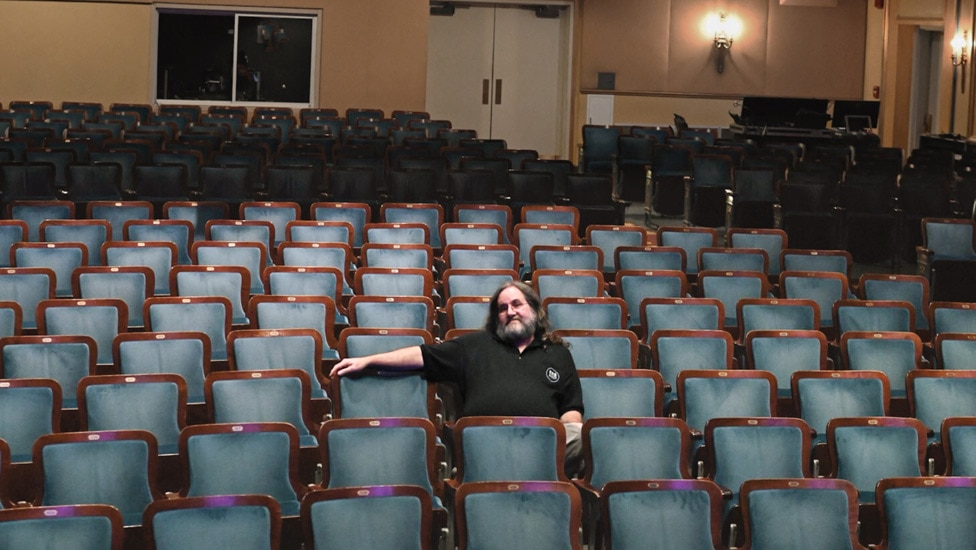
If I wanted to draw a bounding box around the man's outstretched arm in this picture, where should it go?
[329,345,425,377]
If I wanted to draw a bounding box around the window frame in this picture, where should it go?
[151,3,320,108]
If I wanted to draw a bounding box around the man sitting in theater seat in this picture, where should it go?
[331,280,584,477]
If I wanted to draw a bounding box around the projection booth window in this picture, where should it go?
[155,8,316,104]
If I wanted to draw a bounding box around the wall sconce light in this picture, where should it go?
[714,13,734,49]
[707,13,739,74]
[952,31,968,93]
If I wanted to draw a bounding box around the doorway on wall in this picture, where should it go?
[907,28,944,151]
[425,2,572,159]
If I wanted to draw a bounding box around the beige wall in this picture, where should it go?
[0,1,152,104]
[578,0,671,92]
[865,1,885,100]
[578,0,866,98]
[612,95,742,128]
[900,0,946,20]
[317,0,428,111]
[571,0,870,157]
[0,0,429,114]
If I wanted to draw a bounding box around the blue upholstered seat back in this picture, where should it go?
[641,302,720,340]
[882,485,976,550]
[796,378,885,442]
[923,221,976,261]
[946,424,976,476]
[710,425,806,508]
[547,302,624,331]
[342,333,427,358]
[44,223,109,267]
[607,486,717,550]
[118,337,207,403]
[151,503,274,550]
[127,223,191,265]
[681,377,772,434]
[210,377,313,444]
[3,341,91,408]
[844,337,917,395]
[13,246,82,297]
[749,335,824,397]
[563,334,636,371]
[739,302,817,334]
[185,431,299,515]
[383,206,442,249]
[445,272,515,299]
[618,273,685,327]
[41,438,154,525]
[312,206,368,249]
[104,245,174,295]
[462,489,574,550]
[588,426,685,488]
[832,425,922,502]
[744,486,855,549]
[148,302,227,360]
[174,270,248,325]
[460,425,560,483]
[0,511,117,548]
[325,426,434,495]
[77,271,149,328]
[781,275,845,328]
[232,334,324,398]
[42,303,121,365]
[656,335,732,394]
[338,375,429,419]
[84,381,182,453]
[194,246,264,295]
[535,273,602,300]
[0,384,56,461]
[307,493,425,550]
[659,231,713,275]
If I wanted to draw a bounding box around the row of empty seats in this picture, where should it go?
[1,255,969,362]
[4,324,976,437]
[1,101,629,234]
[6,406,976,548]
[8,475,976,549]
[583,122,976,275]
[0,200,966,334]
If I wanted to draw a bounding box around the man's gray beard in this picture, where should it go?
[496,316,537,344]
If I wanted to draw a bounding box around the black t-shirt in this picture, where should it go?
[419,330,584,419]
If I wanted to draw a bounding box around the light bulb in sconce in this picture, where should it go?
[705,12,741,74]
[952,30,969,94]
[952,31,968,67]
[714,13,734,50]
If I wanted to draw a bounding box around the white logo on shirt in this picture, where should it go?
[546,367,560,383]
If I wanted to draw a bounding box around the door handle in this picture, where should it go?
[495,79,502,105]
[482,79,490,105]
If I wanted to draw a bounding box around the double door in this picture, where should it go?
[426,4,570,159]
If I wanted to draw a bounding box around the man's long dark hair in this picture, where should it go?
[484,281,563,345]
